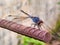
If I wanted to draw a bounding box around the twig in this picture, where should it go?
[0,19,52,43]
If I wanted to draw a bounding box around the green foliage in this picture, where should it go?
[22,36,45,45]
[57,2,60,4]
[52,15,60,39]
[55,20,60,31]
[54,15,60,32]
[57,2,60,10]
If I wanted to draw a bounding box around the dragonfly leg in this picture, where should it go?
[37,23,43,30]
[34,24,37,27]
[31,23,37,28]
[37,25,41,30]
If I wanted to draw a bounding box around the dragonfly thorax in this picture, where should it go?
[31,17,40,23]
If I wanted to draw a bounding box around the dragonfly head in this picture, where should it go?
[40,20,43,23]
[37,20,43,25]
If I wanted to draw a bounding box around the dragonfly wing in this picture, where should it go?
[8,15,30,21]
[13,16,29,21]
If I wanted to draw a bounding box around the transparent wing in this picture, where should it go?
[13,16,29,21]
[8,15,29,21]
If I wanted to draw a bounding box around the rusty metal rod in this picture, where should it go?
[0,19,52,43]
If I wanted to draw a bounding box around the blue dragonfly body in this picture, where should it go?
[20,10,43,29]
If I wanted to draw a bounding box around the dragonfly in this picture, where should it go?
[8,10,43,29]
[20,10,43,29]
[8,10,52,30]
